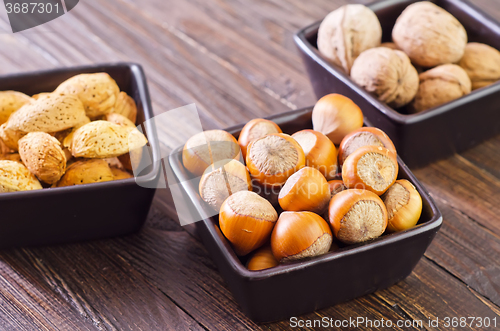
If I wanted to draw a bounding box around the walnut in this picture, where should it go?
[458,42,500,90]
[350,47,419,108]
[380,42,399,50]
[317,4,382,74]
[392,1,467,67]
[410,64,471,113]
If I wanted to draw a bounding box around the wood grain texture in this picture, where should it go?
[0,0,498,330]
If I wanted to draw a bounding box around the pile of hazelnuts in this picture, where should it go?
[182,93,423,271]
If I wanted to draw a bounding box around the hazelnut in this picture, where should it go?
[328,189,388,244]
[338,127,396,166]
[238,118,282,159]
[351,47,419,108]
[199,159,251,212]
[292,129,338,180]
[247,245,279,271]
[458,42,500,90]
[410,64,471,113]
[323,179,348,221]
[342,145,398,196]
[312,94,364,144]
[182,130,241,177]
[278,167,331,214]
[317,4,382,74]
[327,179,347,198]
[382,179,422,232]
[246,133,305,188]
[392,1,467,67]
[219,190,278,256]
[271,211,332,262]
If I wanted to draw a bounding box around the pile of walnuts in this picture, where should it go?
[317,1,500,113]
[0,73,147,193]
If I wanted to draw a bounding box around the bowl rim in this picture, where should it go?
[0,62,162,198]
[293,0,500,125]
[168,106,443,281]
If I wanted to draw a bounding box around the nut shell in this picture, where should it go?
[110,167,133,180]
[199,159,251,212]
[292,130,338,180]
[0,123,26,151]
[106,112,136,129]
[458,42,500,90]
[118,150,142,173]
[328,189,388,244]
[113,91,137,123]
[32,92,51,100]
[342,145,398,195]
[338,127,396,165]
[55,73,120,118]
[62,116,92,149]
[57,159,114,187]
[246,133,305,188]
[0,160,42,192]
[0,153,21,163]
[70,121,148,158]
[318,4,382,74]
[219,191,278,256]
[392,1,467,67]
[271,211,332,262]
[278,167,331,214]
[351,47,419,108]
[0,91,33,125]
[410,64,471,113]
[247,245,279,271]
[5,94,87,133]
[327,179,347,198]
[183,130,241,177]
[18,132,66,184]
[312,94,364,144]
[382,179,422,232]
[380,42,400,50]
[238,118,282,160]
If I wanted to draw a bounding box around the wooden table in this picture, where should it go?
[0,0,499,330]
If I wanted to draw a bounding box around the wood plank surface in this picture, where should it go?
[0,0,499,330]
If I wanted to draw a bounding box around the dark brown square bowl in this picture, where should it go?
[294,0,500,168]
[0,63,161,248]
[168,107,442,323]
